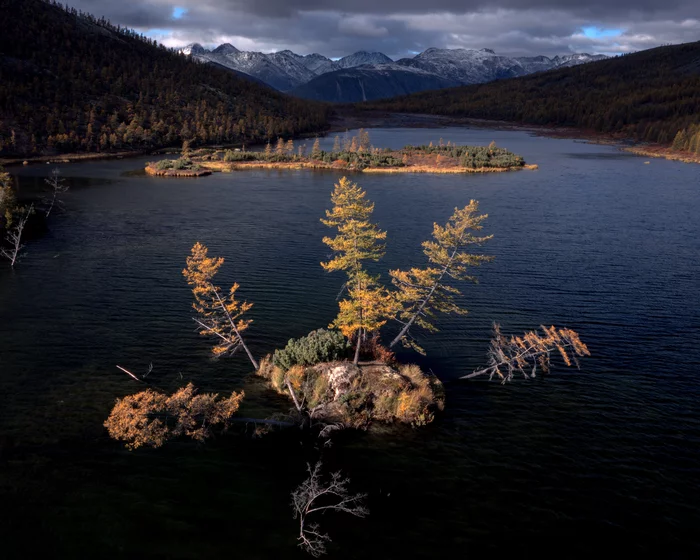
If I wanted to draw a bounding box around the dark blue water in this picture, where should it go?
[1,128,699,558]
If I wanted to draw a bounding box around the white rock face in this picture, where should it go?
[327,364,360,400]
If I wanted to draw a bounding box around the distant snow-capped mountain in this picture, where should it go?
[178,43,607,100]
[336,51,393,69]
[179,44,345,90]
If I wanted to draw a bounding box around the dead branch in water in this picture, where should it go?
[292,461,368,557]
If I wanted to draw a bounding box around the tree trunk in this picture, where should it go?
[353,328,362,365]
[389,241,465,349]
[234,323,259,370]
[212,285,259,370]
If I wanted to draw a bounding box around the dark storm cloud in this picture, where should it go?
[62,0,700,58]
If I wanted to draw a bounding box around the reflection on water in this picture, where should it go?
[1,128,699,558]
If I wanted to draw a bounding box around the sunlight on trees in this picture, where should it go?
[389,200,493,352]
[104,382,244,449]
[463,323,591,382]
[321,177,392,363]
[183,242,258,369]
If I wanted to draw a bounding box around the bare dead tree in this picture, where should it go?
[1,204,33,267]
[461,323,591,383]
[43,169,69,218]
[292,461,368,557]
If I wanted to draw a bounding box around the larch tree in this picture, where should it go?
[321,177,392,363]
[462,323,590,382]
[358,128,371,151]
[276,137,285,155]
[389,200,493,353]
[311,138,321,158]
[104,382,244,450]
[332,135,341,152]
[183,242,259,370]
[331,270,396,363]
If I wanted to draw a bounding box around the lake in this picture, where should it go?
[1,128,699,558]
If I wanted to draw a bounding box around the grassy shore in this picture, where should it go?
[624,145,700,164]
[144,165,211,177]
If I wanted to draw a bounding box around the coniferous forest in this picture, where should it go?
[361,41,700,147]
[0,0,330,158]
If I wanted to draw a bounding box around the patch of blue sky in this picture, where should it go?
[582,26,622,39]
[145,28,172,39]
[172,6,188,20]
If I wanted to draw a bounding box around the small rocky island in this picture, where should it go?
[146,132,536,177]
[258,330,445,430]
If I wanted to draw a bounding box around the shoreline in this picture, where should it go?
[622,145,700,164]
[4,112,696,169]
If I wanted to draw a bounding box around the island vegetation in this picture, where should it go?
[145,157,211,177]
[146,131,534,177]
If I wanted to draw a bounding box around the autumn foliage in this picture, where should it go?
[321,177,395,363]
[464,323,591,382]
[104,383,244,449]
[183,242,258,369]
[390,200,493,352]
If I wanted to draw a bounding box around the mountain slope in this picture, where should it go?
[0,0,329,157]
[290,48,606,103]
[395,48,607,84]
[290,64,460,102]
[363,41,700,145]
[179,42,606,101]
[337,51,393,69]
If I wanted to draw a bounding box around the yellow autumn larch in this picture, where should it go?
[183,242,258,369]
[321,177,392,363]
[389,200,493,353]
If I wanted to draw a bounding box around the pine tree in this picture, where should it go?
[183,242,258,369]
[389,201,493,353]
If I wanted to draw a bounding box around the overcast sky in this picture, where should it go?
[64,0,700,59]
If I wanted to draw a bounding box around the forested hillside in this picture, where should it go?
[362,41,700,146]
[0,0,330,157]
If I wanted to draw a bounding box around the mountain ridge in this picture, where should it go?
[179,42,607,101]
[361,40,700,147]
